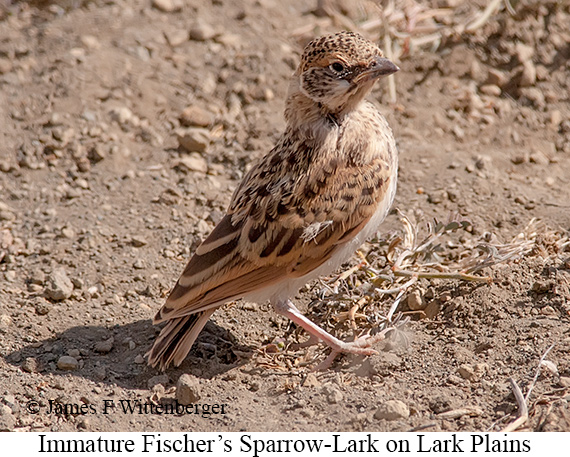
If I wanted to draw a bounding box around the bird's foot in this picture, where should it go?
[274,299,394,370]
[313,327,395,370]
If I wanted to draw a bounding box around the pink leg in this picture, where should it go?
[273,299,389,357]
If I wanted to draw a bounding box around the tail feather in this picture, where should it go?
[146,309,216,370]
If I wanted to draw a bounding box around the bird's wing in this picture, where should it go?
[154,153,393,324]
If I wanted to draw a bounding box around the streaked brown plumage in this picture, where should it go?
[147,31,399,370]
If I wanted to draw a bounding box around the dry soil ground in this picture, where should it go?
[0,0,569,432]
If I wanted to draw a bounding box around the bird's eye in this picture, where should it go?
[330,62,345,73]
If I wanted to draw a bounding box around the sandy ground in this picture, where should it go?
[0,0,569,432]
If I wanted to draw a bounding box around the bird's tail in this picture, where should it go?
[146,309,216,370]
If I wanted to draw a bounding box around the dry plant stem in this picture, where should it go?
[438,407,483,420]
[375,275,418,294]
[386,286,408,322]
[361,9,453,33]
[504,0,516,16]
[348,299,365,329]
[500,344,555,432]
[393,267,491,283]
[409,33,442,51]
[525,344,555,403]
[464,0,502,33]
[334,261,365,284]
[501,378,528,432]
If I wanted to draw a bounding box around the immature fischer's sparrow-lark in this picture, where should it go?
[147,31,399,370]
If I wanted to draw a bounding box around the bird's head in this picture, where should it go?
[287,31,398,122]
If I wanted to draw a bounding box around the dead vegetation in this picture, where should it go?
[255,212,569,401]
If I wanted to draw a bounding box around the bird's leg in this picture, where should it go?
[273,299,384,356]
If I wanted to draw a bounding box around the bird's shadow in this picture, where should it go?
[4,318,254,390]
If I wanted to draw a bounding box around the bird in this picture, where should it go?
[147,31,399,370]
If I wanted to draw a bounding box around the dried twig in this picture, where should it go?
[501,344,556,432]
[501,377,528,432]
[525,344,556,403]
[375,275,418,294]
[438,406,484,420]
[503,0,517,16]
[393,268,491,282]
[464,0,503,33]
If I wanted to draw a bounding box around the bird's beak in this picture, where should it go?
[355,57,399,83]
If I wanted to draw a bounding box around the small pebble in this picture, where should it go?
[109,106,134,125]
[0,58,13,74]
[131,236,148,247]
[190,23,215,41]
[176,154,208,174]
[77,417,91,429]
[423,301,441,320]
[88,145,107,163]
[152,0,183,13]
[22,357,39,373]
[479,84,501,96]
[215,33,241,48]
[520,61,536,87]
[158,188,182,206]
[4,271,16,282]
[165,29,188,47]
[321,384,343,404]
[94,337,114,354]
[529,151,549,165]
[486,69,506,87]
[177,128,210,153]
[61,226,76,238]
[515,42,534,63]
[302,373,321,388]
[407,289,424,311]
[81,35,100,50]
[180,106,214,127]
[92,366,106,381]
[57,356,79,371]
[148,374,169,389]
[532,279,555,293]
[511,153,528,164]
[0,314,12,327]
[35,301,50,315]
[549,110,562,128]
[177,374,201,405]
[48,112,64,126]
[374,400,410,421]
[428,191,446,204]
[0,405,15,432]
[52,127,75,144]
[458,363,488,381]
[45,268,74,301]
